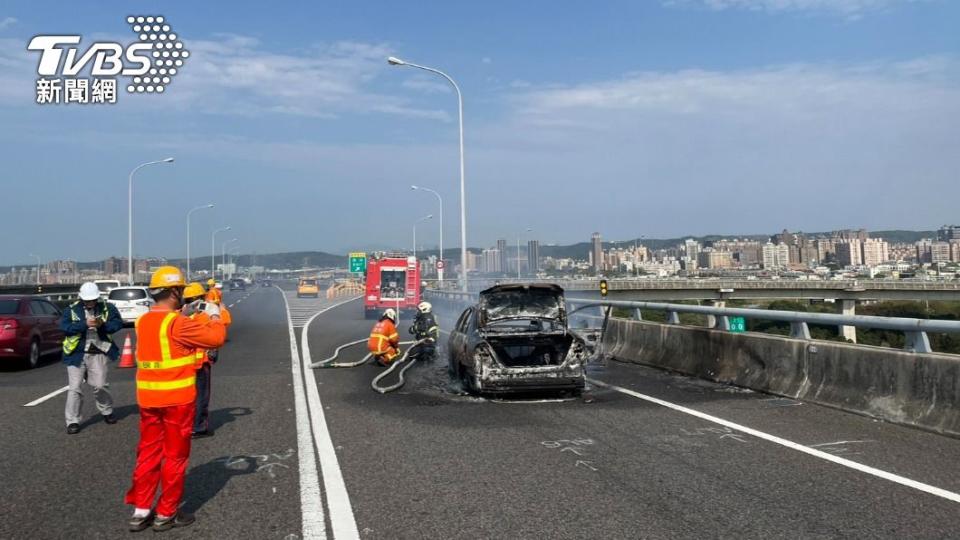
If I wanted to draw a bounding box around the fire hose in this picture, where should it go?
[310,337,430,394]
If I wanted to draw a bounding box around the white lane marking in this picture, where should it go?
[23,385,69,407]
[302,296,363,540]
[276,286,327,540]
[589,378,960,504]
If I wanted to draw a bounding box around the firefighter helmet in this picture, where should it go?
[417,302,432,314]
[383,308,397,322]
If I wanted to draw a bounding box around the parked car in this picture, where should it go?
[107,286,154,325]
[447,284,587,395]
[94,279,121,300]
[297,278,319,298]
[0,295,64,369]
[228,279,246,291]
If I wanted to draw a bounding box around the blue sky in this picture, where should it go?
[1,0,958,265]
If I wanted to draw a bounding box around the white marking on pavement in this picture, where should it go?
[589,378,960,504]
[276,286,327,540]
[23,385,69,407]
[302,297,362,540]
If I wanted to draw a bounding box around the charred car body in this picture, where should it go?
[447,284,587,395]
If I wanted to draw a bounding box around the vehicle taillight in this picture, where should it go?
[0,318,19,338]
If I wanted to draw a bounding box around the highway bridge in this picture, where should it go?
[2,284,959,539]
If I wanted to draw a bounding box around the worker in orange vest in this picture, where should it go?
[204,278,222,304]
[182,282,220,438]
[125,267,226,532]
[368,308,400,366]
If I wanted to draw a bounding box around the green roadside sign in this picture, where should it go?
[349,252,366,273]
[729,316,746,333]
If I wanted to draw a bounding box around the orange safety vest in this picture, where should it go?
[135,311,198,408]
[205,288,222,305]
[188,311,210,366]
[368,319,399,354]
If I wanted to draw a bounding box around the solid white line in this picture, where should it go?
[588,378,960,504]
[23,385,69,407]
[302,296,363,540]
[276,286,327,540]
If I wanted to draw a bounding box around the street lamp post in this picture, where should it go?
[222,238,238,274]
[186,204,214,279]
[413,214,433,263]
[211,227,231,278]
[28,253,40,285]
[411,185,443,286]
[128,158,174,284]
[517,228,532,280]
[388,57,467,292]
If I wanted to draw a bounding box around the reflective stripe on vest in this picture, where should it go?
[135,311,198,407]
[62,302,109,355]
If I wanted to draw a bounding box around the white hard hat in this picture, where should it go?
[418,301,432,314]
[216,283,223,289]
[383,308,397,322]
[79,282,100,301]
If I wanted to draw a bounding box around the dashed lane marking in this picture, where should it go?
[23,385,69,407]
[589,378,960,505]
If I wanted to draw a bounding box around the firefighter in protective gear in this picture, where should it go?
[408,302,439,362]
[125,267,226,532]
[368,308,400,366]
[181,282,220,437]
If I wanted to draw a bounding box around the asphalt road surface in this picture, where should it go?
[2,286,959,539]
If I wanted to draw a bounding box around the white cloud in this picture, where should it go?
[665,0,925,18]
[0,17,17,30]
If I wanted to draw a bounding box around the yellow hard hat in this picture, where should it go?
[183,282,205,300]
[207,278,216,286]
[149,266,186,289]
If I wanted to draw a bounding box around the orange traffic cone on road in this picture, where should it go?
[118,334,135,368]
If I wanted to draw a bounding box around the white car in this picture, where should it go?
[94,279,121,300]
[107,286,154,325]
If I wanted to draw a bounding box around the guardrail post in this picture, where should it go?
[666,311,680,325]
[790,321,811,340]
[904,331,932,354]
[634,307,643,321]
[716,315,730,331]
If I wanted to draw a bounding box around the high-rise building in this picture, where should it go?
[591,233,602,273]
[836,240,863,267]
[916,239,933,264]
[833,229,869,242]
[931,242,952,264]
[697,249,733,269]
[527,240,540,274]
[761,242,790,269]
[937,225,960,242]
[815,239,836,263]
[861,238,889,267]
[482,249,501,273]
[951,240,960,263]
[496,239,507,272]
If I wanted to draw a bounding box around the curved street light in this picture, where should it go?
[413,214,434,263]
[128,157,174,284]
[211,226,231,278]
[389,57,467,291]
[411,185,444,285]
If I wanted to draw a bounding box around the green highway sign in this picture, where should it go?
[349,252,366,273]
[729,316,746,333]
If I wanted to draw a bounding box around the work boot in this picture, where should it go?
[128,511,154,532]
[66,423,80,435]
[152,512,195,532]
[103,414,117,424]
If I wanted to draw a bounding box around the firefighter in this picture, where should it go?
[368,308,400,366]
[125,267,226,532]
[182,282,219,438]
[408,301,439,362]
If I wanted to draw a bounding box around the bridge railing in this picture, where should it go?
[566,298,960,354]
[465,278,960,292]
[426,289,960,354]
[0,284,81,305]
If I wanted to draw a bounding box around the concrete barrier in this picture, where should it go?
[603,318,960,437]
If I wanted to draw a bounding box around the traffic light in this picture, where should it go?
[599,279,608,297]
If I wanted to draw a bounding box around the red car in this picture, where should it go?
[0,295,64,369]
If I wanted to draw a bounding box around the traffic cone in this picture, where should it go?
[118,334,135,368]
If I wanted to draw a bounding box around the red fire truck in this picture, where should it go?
[363,252,422,319]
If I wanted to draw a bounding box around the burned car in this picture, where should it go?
[447,284,587,395]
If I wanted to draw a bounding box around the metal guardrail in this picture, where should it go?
[425,289,960,354]
[468,278,960,292]
[0,284,80,305]
[566,298,960,354]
